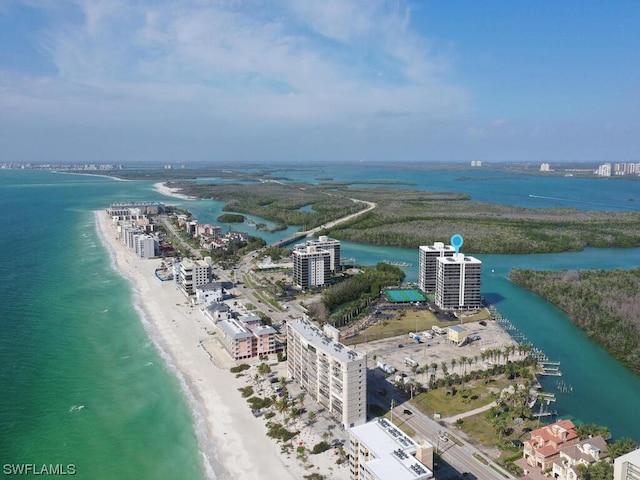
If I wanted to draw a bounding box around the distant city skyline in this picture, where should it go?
[1,1,638,165]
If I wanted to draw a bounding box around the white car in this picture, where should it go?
[438,434,449,442]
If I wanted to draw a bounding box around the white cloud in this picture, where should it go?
[1,0,469,162]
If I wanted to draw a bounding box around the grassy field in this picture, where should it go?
[412,377,508,418]
[342,308,491,345]
[456,410,536,464]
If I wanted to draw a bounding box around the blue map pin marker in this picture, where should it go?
[451,234,464,255]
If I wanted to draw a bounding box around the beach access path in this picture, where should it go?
[95,210,314,480]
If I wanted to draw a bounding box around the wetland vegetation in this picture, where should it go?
[165,179,640,254]
[509,267,640,375]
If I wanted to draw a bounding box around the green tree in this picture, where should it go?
[576,461,613,480]
[608,438,637,458]
[257,362,271,377]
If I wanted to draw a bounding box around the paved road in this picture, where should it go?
[392,404,514,479]
[204,201,516,479]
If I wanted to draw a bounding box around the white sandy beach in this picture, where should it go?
[154,182,198,200]
[95,211,314,480]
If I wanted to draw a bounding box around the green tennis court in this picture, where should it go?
[384,288,427,303]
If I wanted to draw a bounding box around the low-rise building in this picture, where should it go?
[195,282,224,305]
[203,302,232,323]
[551,436,608,480]
[447,325,468,345]
[217,318,254,360]
[521,420,579,472]
[213,314,278,360]
[348,418,433,480]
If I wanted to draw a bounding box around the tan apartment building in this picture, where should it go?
[286,319,367,428]
[178,258,212,297]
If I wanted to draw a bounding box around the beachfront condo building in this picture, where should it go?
[215,317,277,360]
[307,235,341,273]
[418,242,456,293]
[107,201,165,219]
[293,246,331,290]
[348,418,433,480]
[434,253,482,310]
[286,319,367,428]
[178,258,212,297]
[134,234,157,259]
[614,448,640,480]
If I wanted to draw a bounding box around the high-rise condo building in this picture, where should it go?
[614,448,640,480]
[434,253,482,309]
[178,258,212,296]
[293,246,331,290]
[348,418,433,480]
[418,242,456,293]
[286,319,367,428]
[306,236,341,273]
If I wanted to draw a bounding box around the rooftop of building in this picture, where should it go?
[217,318,253,340]
[419,243,456,252]
[350,418,433,480]
[206,302,230,312]
[448,325,466,332]
[196,282,223,291]
[438,253,482,264]
[180,258,211,268]
[250,324,277,336]
[288,319,365,364]
[556,435,608,464]
[526,420,578,449]
[293,246,331,256]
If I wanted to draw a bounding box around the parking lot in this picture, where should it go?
[356,319,519,381]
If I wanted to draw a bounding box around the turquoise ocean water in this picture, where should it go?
[0,172,207,480]
[1,165,639,479]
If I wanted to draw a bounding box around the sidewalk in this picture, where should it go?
[442,401,497,423]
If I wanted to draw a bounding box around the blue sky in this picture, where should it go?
[1,1,638,165]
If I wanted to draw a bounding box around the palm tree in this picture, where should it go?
[460,356,468,375]
[450,358,457,375]
[275,397,289,419]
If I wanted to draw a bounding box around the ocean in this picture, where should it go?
[0,172,205,480]
[0,165,639,479]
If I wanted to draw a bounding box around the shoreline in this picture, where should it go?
[94,210,302,480]
[153,182,199,200]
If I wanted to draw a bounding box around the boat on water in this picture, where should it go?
[382,260,413,267]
